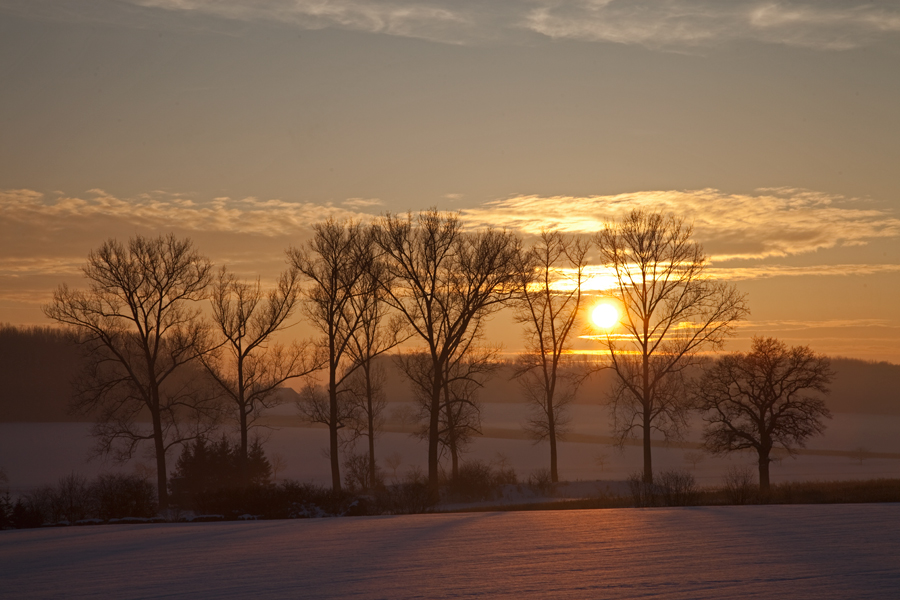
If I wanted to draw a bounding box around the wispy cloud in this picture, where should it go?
[708,264,900,280]
[525,1,900,50]
[114,0,900,50]
[0,188,373,237]
[342,197,383,208]
[127,0,479,44]
[460,188,900,261]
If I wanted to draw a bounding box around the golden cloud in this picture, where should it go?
[460,188,900,261]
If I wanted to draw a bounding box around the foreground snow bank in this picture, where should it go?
[2,504,899,599]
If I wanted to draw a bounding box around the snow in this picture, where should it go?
[3,407,899,496]
[2,504,899,599]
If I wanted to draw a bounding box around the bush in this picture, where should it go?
[343,451,384,494]
[93,474,158,520]
[444,460,519,503]
[169,436,272,510]
[723,466,757,505]
[658,469,697,507]
[627,472,658,507]
[54,473,92,522]
[0,492,13,529]
[527,468,554,496]
[375,468,434,514]
[447,460,495,502]
[11,498,42,529]
[12,473,158,527]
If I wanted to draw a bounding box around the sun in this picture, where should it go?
[591,303,619,329]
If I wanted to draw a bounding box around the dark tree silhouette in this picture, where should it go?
[398,344,498,480]
[169,435,272,507]
[203,266,320,485]
[512,230,591,483]
[343,256,407,489]
[44,235,216,511]
[594,210,749,484]
[289,219,373,492]
[694,337,833,492]
[373,210,520,502]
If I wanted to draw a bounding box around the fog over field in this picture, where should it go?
[2,329,899,494]
[3,402,899,497]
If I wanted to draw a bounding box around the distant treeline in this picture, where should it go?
[1,323,898,421]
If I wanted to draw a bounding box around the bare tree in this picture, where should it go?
[288,219,372,492]
[373,210,521,501]
[512,230,591,483]
[44,235,215,511]
[594,210,749,484]
[202,266,321,485]
[398,344,498,480]
[341,253,407,490]
[693,337,833,492]
[439,348,498,479]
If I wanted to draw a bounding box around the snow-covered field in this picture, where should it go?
[3,405,899,495]
[2,504,899,599]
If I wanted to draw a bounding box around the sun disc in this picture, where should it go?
[591,303,618,329]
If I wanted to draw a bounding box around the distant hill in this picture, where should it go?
[826,357,900,415]
[0,324,84,422]
[2,325,898,421]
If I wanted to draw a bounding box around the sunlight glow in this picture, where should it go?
[591,303,618,329]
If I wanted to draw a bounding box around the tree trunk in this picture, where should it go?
[641,313,653,485]
[329,368,341,493]
[450,437,459,480]
[238,361,248,487]
[239,404,249,487]
[367,376,376,489]
[642,406,653,485]
[548,397,558,483]
[428,374,441,504]
[151,408,168,512]
[758,450,771,494]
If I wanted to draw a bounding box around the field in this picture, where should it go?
[3,403,899,497]
[2,504,899,599]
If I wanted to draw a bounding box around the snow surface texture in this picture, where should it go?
[2,505,899,599]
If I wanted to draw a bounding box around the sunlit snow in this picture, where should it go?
[2,505,899,599]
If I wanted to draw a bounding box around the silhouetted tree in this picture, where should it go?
[203,266,320,485]
[343,253,407,490]
[373,210,520,502]
[169,435,272,507]
[44,235,217,511]
[594,210,749,484]
[512,230,591,482]
[439,348,497,479]
[398,345,498,480]
[288,219,373,492]
[693,337,833,492]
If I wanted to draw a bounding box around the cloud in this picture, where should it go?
[126,0,480,44]
[0,188,375,238]
[111,0,900,50]
[524,0,900,50]
[460,188,900,261]
[708,264,900,281]
[735,318,897,331]
[342,197,384,208]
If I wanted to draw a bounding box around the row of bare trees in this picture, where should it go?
[44,208,831,509]
[44,236,320,511]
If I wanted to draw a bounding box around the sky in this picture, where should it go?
[1,0,899,362]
